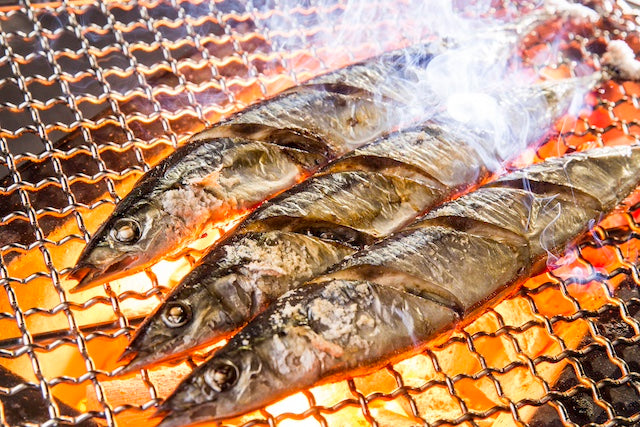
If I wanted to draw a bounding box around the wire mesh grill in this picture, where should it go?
[1,0,640,426]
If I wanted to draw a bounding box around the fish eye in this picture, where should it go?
[111,218,141,243]
[204,361,239,392]
[161,301,191,328]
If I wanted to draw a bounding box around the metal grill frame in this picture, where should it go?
[0,0,640,426]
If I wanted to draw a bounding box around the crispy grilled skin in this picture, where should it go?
[68,44,440,291]
[122,72,585,371]
[156,146,640,426]
[123,73,580,372]
[120,125,487,369]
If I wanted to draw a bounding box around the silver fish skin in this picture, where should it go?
[118,127,477,371]
[156,279,457,427]
[66,44,442,292]
[156,145,640,426]
[118,75,593,372]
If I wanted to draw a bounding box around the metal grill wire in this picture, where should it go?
[0,0,639,426]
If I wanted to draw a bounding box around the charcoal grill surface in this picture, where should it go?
[1,0,640,426]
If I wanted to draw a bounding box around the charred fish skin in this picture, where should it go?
[118,125,495,371]
[67,137,326,290]
[192,83,399,153]
[119,230,356,369]
[120,130,457,372]
[120,74,595,372]
[66,44,441,293]
[157,146,640,425]
[155,279,458,427]
[333,146,640,311]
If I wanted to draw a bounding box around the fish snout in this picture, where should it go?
[66,251,138,292]
[117,345,137,364]
[117,328,192,375]
[66,264,95,284]
[154,393,220,427]
[116,349,151,376]
[66,262,106,292]
[116,329,168,375]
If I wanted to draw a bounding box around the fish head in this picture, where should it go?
[68,195,185,292]
[156,347,278,426]
[120,267,254,372]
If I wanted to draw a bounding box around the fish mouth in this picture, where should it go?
[116,347,150,376]
[116,345,177,376]
[67,255,138,293]
[152,406,183,427]
[117,341,209,375]
[116,315,186,375]
[66,264,105,292]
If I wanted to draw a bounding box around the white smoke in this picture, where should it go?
[603,40,640,80]
[251,0,602,170]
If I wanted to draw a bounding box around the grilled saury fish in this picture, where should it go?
[119,74,593,372]
[156,145,640,426]
[66,3,590,292]
[66,44,439,291]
